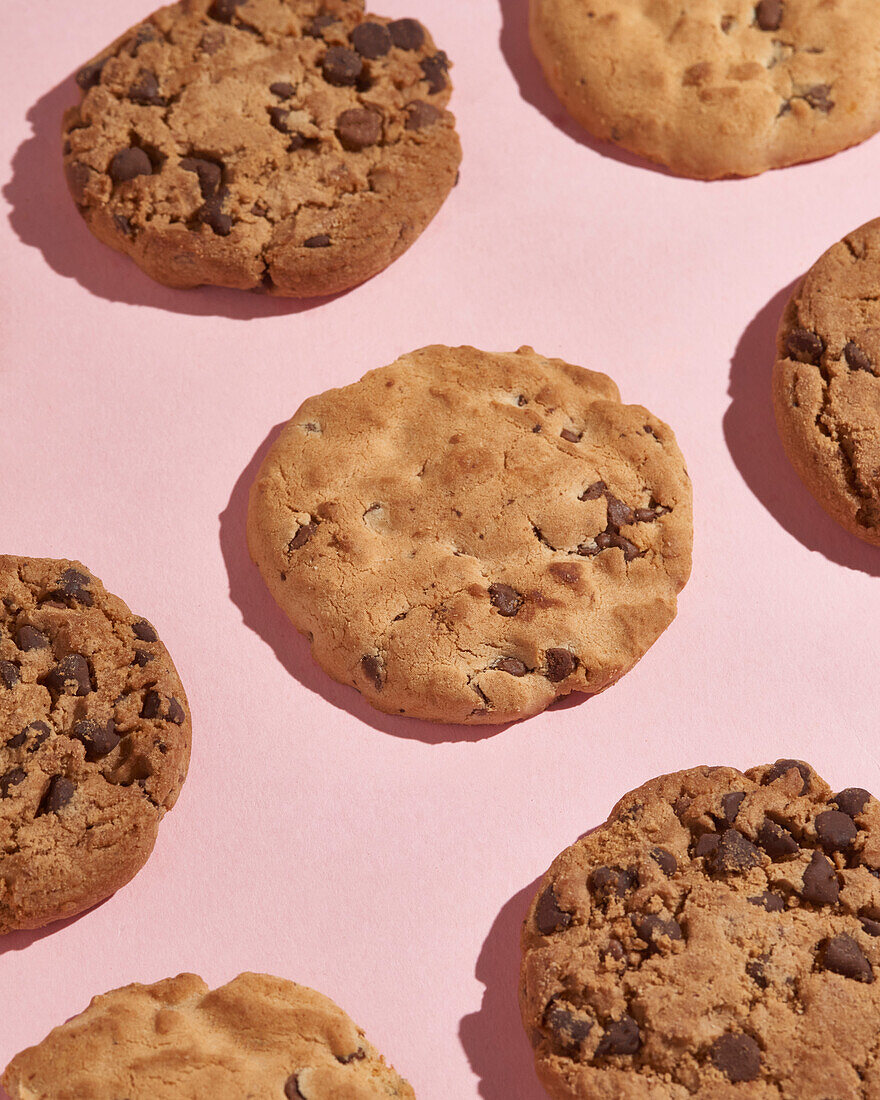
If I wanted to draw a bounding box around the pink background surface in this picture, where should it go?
[2,1,880,1096]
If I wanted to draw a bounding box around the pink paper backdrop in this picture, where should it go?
[2,2,880,1096]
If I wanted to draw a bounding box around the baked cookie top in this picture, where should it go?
[772,217,880,545]
[529,0,880,178]
[62,0,460,297]
[521,760,880,1099]
[3,971,415,1099]
[247,345,692,725]
[0,557,190,934]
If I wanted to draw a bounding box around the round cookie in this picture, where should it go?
[772,217,880,545]
[62,0,461,297]
[247,345,693,725]
[521,760,880,1099]
[3,971,415,1099]
[530,0,880,179]
[0,557,190,934]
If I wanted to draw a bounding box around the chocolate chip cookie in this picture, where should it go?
[3,971,414,1099]
[521,760,880,1098]
[62,0,460,297]
[772,217,880,545]
[247,345,693,725]
[530,0,880,178]
[0,557,190,934]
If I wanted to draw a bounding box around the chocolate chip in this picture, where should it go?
[844,342,873,373]
[819,934,873,982]
[560,427,582,443]
[815,809,858,852]
[322,46,362,86]
[493,657,528,676]
[114,214,133,236]
[209,0,245,23]
[72,719,120,760]
[535,886,572,934]
[835,787,872,816]
[595,1014,640,1057]
[283,1075,303,1099]
[580,481,606,501]
[167,697,185,725]
[785,330,825,367]
[636,914,682,947]
[76,58,107,90]
[128,69,165,106]
[39,776,75,814]
[757,818,799,859]
[351,21,392,58]
[650,847,677,876]
[336,1049,366,1065]
[65,161,91,204]
[420,53,448,94]
[0,660,21,688]
[544,649,577,683]
[746,959,768,988]
[306,13,337,37]
[58,569,91,601]
[719,791,746,825]
[748,891,785,912]
[197,188,233,236]
[860,916,880,936]
[131,24,158,52]
[304,235,331,248]
[6,728,27,749]
[389,18,425,50]
[268,106,291,133]
[802,849,839,905]
[270,81,295,99]
[755,0,783,30]
[16,626,48,652]
[763,759,812,794]
[289,521,317,550]
[180,157,222,199]
[694,832,720,857]
[710,1034,762,1082]
[544,1004,593,1050]
[804,84,833,111]
[336,107,381,151]
[109,147,153,183]
[133,649,154,669]
[488,583,523,617]
[589,866,637,901]
[405,101,442,131]
[200,28,225,53]
[141,691,161,719]
[132,620,158,643]
[26,722,51,752]
[0,768,26,798]
[607,496,634,527]
[41,654,92,697]
[708,829,762,874]
[361,655,384,691]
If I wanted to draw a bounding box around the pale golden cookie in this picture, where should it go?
[0,557,190,934]
[521,761,880,1099]
[62,0,461,296]
[530,0,880,179]
[2,972,414,1099]
[247,345,693,725]
[773,217,880,545]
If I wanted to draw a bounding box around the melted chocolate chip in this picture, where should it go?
[420,53,448,93]
[41,654,92,697]
[128,69,165,106]
[719,791,746,824]
[180,157,222,199]
[595,1014,640,1057]
[289,521,318,550]
[167,697,185,725]
[785,330,825,367]
[15,626,48,652]
[304,235,331,248]
[109,147,153,184]
[844,342,873,373]
[748,891,785,912]
[815,809,858,852]
[493,657,528,676]
[708,829,762,874]
[757,818,799,859]
[389,17,425,50]
[351,21,392,58]
[710,1033,762,1082]
[835,788,871,816]
[488,583,523,617]
[755,0,783,30]
[0,660,20,688]
[39,775,75,814]
[819,934,874,982]
[650,847,677,876]
[535,886,572,935]
[0,768,26,798]
[72,719,120,760]
[132,620,159,643]
[802,849,839,906]
[322,46,362,87]
[763,759,812,794]
[544,649,577,683]
[606,496,634,527]
[141,691,161,719]
[361,655,384,691]
[589,866,637,901]
[336,107,382,151]
[270,81,295,99]
[405,101,442,130]
[544,1004,593,1050]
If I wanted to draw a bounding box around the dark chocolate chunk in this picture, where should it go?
[635,914,682,947]
[405,101,441,130]
[801,849,839,905]
[197,188,233,236]
[65,161,91,204]
[41,654,92,697]
[535,886,572,935]
[305,13,337,37]
[757,818,799,859]
[595,1014,640,1057]
[844,342,873,373]
[304,235,331,249]
[209,0,245,23]
[708,829,762,874]
[39,775,75,814]
[860,916,880,937]
[493,657,528,676]
[167,697,185,725]
[132,620,159,643]
[488,583,523,617]
[589,865,637,901]
[133,649,153,667]
[76,58,107,90]
[560,427,582,443]
[784,331,825,367]
[746,958,768,988]
[268,106,291,133]
[109,147,153,184]
[0,768,26,798]
[336,107,382,151]
[114,214,133,236]
[141,691,161,719]
[710,1033,762,1082]
[819,934,874,982]
[389,17,425,50]
[755,0,783,30]
[544,1004,593,1050]
[719,791,746,824]
[16,626,48,652]
[835,787,871,816]
[322,46,363,87]
[72,719,120,760]
[270,81,295,99]
[763,759,812,793]
[283,1075,305,1099]
[544,649,577,683]
[420,53,448,94]
[180,157,222,199]
[128,69,166,106]
[0,660,20,688]
[289,521,318,550]
[580,481,606,500]
[694,832,720,857]
[351,21,392,58]
[57,569,91,601]
[361,655,384,691]
[650,847,677,876]
[804,84,833,111]
[26,721,51,752]
[815,809,858,852]
[748,891,785,912]
[6,729,27,749]
[606,496,634,528]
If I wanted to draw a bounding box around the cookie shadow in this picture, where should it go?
[723,281,880,577]
[219,426,527,744]
[0,901,108,958]
[496,0,676,177]
[4,77,345,319]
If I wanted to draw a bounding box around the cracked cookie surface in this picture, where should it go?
[62,0,460,297]
[247,345,693,725]
[0,556,190,934]
[773,217,880,545]
[2,971,414,1099]
[521,760,880,1099]
[530,0,880,178]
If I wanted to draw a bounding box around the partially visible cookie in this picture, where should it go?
[62,0,461,297]
[247,345,693,725]
[521,760,880,1099]
[0,557,190,934]
[530,0,880,178]
[773,217,880,545]
[3,971,415,1099]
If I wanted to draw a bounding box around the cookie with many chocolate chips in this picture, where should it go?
[530,0,880,178]
[247,345,692,725]
[3,972,414,1099]
[773,217,880,545]
[62,0,460,297]
[0,557,190,934]
[521,760,880,1098]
